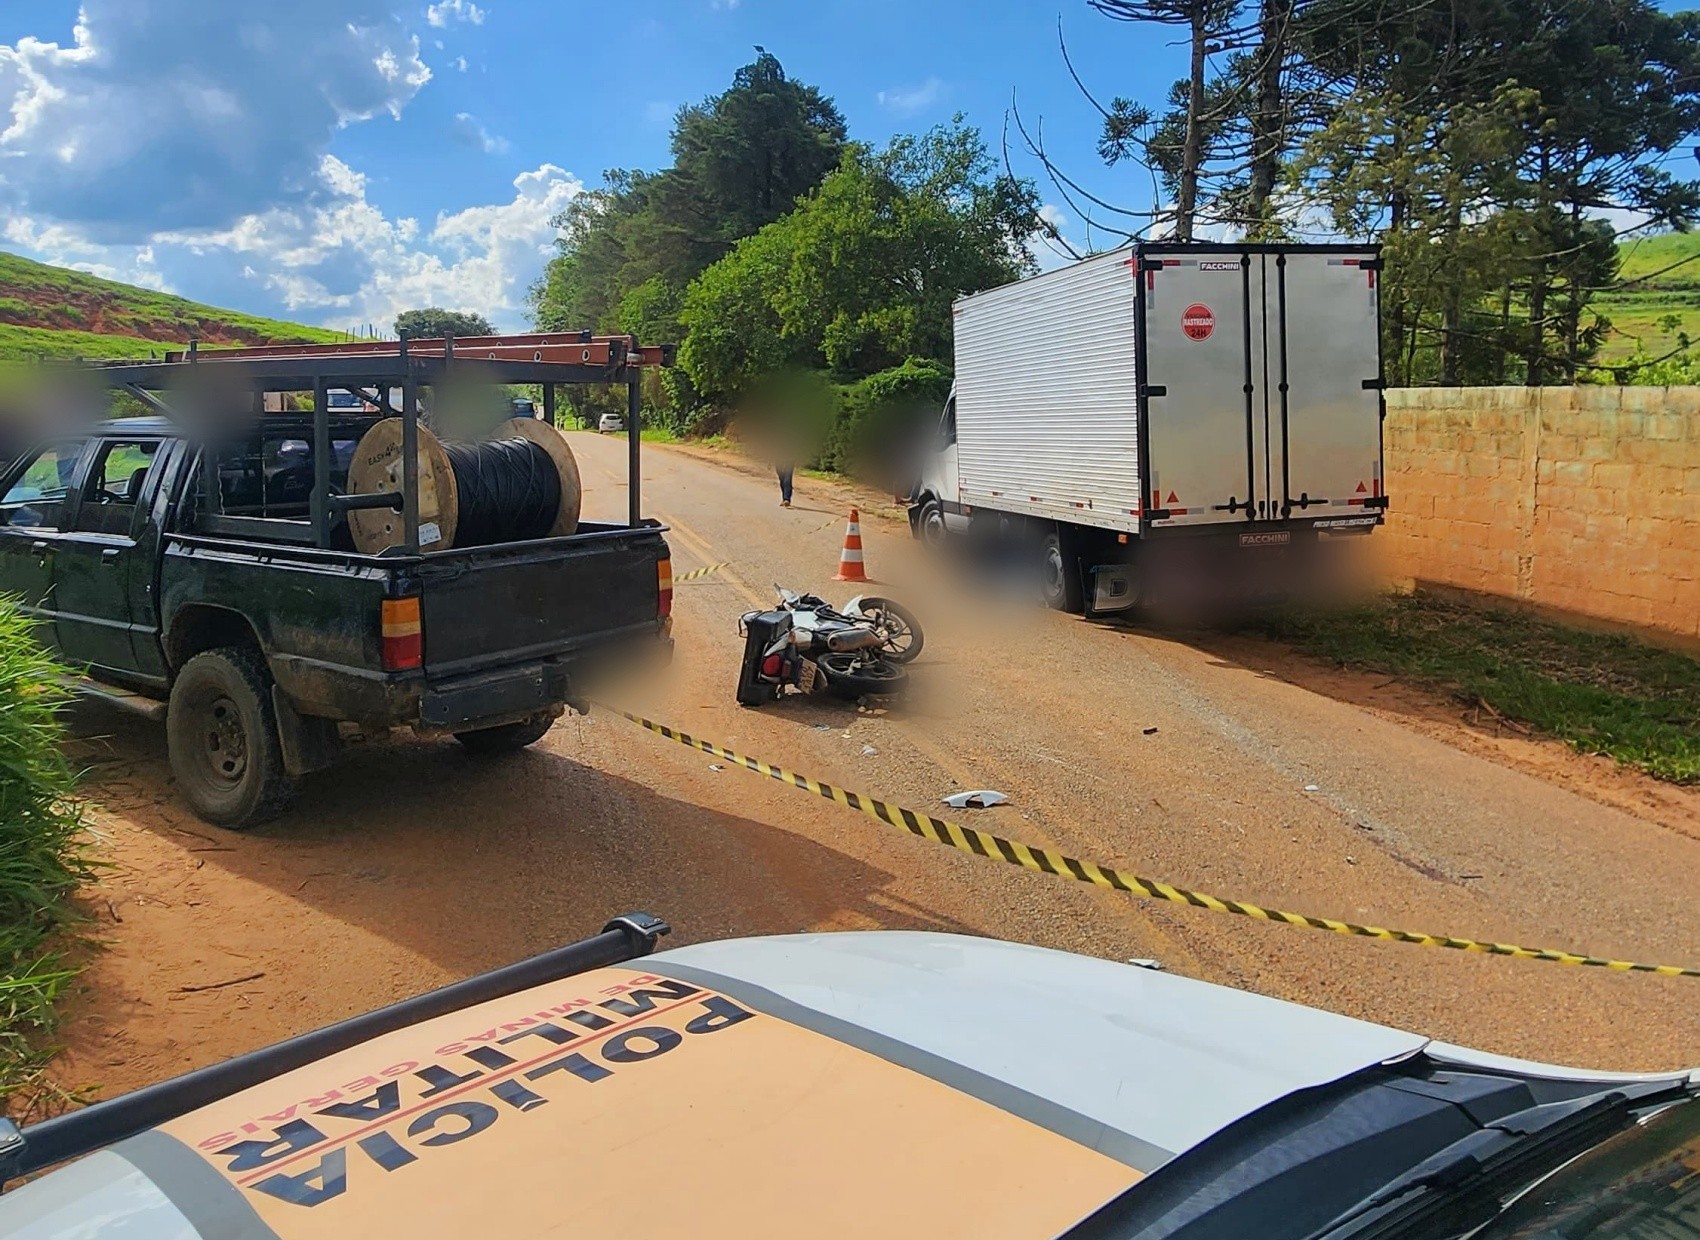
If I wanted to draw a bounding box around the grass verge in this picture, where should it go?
[0,602,92,1109]
[1257,592,1700,784]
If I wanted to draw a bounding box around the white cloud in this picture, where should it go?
[0,5,574,334]
[711,0,742,9]
[0,2,430,238]
[152,157,581,331]
[643,100,675,128]
[449,111,508,154]
[453,55,469,72]
[876,78,943,116]
[426,0,486,27]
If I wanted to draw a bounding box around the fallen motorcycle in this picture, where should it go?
[735,586,923,706]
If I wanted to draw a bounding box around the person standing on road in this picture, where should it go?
[776,456,794,507]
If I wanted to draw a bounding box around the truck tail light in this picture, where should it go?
[381,596,422,670]
[657,558,673,619]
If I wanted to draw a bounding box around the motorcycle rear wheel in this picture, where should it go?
[817,653,908,698]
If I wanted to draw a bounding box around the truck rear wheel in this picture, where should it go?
[1040,529,1084,613]
[167,646,297,829]
[455,713,555,755]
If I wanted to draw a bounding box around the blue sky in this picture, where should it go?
[1,2,1694,332]
[0,1,1190,331]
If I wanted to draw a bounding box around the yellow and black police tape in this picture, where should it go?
[673,562,728,584]
[602,706,1700,978]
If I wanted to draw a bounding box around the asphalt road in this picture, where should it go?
[55,431,1700,1104]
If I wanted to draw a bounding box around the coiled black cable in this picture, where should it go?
[441,437,561,546]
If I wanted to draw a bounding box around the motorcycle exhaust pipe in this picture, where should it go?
[825,629,883,653]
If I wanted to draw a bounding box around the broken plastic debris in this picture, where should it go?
[814,724,832,731]
[942,790,1010,809]
[708,763,725,772]
[1304,784,1320,792]
[862,745,878,756]
[1126,958,1165,971]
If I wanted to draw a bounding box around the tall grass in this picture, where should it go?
[0,602,91,1106]
[1259,592,1700,783]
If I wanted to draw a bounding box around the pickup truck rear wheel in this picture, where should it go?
[168,647,296,829]
[455,713,555,755]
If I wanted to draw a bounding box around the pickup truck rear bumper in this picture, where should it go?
[418,660,567,730]
[270,624,672,731]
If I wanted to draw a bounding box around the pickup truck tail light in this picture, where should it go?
[657,558,673,619]
[381,596,423,670]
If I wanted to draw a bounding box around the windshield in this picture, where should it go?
[1469,1094,1700,1239]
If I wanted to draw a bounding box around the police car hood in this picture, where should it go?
[656,931,1428,1162]
[0,932,1427,1239]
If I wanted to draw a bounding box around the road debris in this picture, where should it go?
[1142,726,1159,735]
[862,745,879,756]
[174,972,265,995]
[1304,784,1321,792]
[943,790,1010,809]
[709,763,725,772]
[1126,958,1165,971]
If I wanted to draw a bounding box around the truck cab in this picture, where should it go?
[909,386,967,548]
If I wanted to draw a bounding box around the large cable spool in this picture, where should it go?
[346,417,581,553]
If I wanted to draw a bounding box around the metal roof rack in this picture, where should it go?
[81,331,675,545]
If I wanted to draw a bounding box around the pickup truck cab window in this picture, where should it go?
[74,438,162,536]
[212,434,358,522]
[1,440,89,530]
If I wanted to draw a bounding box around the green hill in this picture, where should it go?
[1596,231,1700,363]
[0,250,344,361]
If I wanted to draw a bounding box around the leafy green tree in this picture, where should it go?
[530,51,845,339]
[394,308,495,338]
[676,223,797,398]
[679,121,1040,400]
[1296,0,1700,385]
[662,49,847,263]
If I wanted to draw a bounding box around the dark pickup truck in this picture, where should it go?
[0,336,672,827]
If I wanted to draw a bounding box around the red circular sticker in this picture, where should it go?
[1181,303,1215,341]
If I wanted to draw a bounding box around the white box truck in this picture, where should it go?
[908,242,1386,612]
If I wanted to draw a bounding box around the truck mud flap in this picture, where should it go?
[271,686,341,777]
[1087,564,1137,615]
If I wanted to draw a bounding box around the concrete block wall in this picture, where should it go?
[1380,386,1700,648]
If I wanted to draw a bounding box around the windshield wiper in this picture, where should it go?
[1308,1078,1693,1240]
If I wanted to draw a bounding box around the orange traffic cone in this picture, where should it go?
[834,507,869,581]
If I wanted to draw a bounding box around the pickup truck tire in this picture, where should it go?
[454,713,555,755]
[167,647,297,829]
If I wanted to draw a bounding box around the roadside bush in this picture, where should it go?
[0,602,90,1105]
[823,357,952,481]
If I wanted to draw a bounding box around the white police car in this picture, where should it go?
[2,918,1695,1238]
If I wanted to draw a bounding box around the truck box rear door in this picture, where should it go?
[1276,252,1384,519]
[1139,246,1382,528]
[1139,251,1264,526]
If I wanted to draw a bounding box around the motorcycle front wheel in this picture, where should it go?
[855,597,924,664]
[817,653,908,698]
